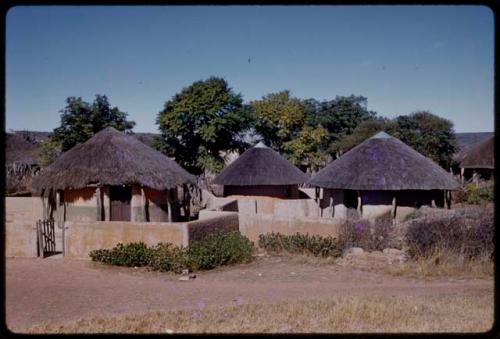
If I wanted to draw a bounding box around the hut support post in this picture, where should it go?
[96,186,102,221]
[166,189,172,222]
[141,186,146,222]
[460,167,465,184]
[391,196,397,222]
[356,191,362,217]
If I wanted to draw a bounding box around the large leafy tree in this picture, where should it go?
[389,111,457,168]
[155,77,251,175]
[304,95,378,155]
[52,95,135,152]
[330,118,391,157]
[331,111,457,168]
[250,90,329,169]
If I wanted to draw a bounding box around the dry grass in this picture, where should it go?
[28,294,493,334]
[384,249,494,279]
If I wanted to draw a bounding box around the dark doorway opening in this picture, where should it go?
[110,186,132,221]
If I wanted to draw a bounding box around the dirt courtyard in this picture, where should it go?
[5,256,494,333]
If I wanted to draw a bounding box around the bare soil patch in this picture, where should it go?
[6,256,493,333]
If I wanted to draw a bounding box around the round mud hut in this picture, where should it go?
[5,133,41,196]
[459,135,494,182]
[32,127,197,222]
[212,142,308,199]
[308,132,460,221]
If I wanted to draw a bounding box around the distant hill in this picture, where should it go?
[12,130,159,148]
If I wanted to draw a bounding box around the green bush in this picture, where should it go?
[258,232,342,258]
[148,243,187,273]
[455,182,494,205]
[185,231,254,270]
[89,231,254,272]
[89,242,153,267]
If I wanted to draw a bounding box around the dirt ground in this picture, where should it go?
[5,256,493,333]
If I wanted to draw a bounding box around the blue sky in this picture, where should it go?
[6,5,494,133]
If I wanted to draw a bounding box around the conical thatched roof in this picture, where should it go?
[32,127,196,191]
[212,142,308,186]
[309,132,460,190]
[5,133,40,166]
[459,136,494,169]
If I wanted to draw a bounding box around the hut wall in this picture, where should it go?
[315,189,446,221]
[63,187,100,222]
[223,185,299,199]
[145,187,170,222]
[320,189,347,219]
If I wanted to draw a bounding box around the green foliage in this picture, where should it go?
[250,91,330,169]
[147,243,187,273]
[388,111,457,168]
[331,110,457,168]
[89,242,153,267]
[330,118,390,157]
[185,231,254,270]
[455,182,494,205]
[304,95,378,153]
[155,77,251,175]
[258,232,342,258]
[51,95,135,152]
[38,138,62,167]
[89,232,254,272]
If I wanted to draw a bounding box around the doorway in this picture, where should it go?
[109,186,132,221]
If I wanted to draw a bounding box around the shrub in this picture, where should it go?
[185,231,254,270]
[148,243,187,273]
[338,213,398,251]
[89,232,254,272]
[89,242,153,267]
[455,181,494,205]
[258,232,342,258]
[404,206,494,260]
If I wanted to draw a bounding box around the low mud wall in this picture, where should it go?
[199,209,342,243]
[64,213,240,259]
[5,197,43,257]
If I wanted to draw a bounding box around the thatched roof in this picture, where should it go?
[32,127,196,191]
[5,133,40,166]
[212,142,308,186]
[453,132,494,163]
[459,136,494,169]
[309,132,460,190]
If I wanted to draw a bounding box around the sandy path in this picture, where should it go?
[5,257,493,333]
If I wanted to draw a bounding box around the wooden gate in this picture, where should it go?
[36,219,57,258]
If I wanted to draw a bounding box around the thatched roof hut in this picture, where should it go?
[309,132,459,190]
[213,142,308,198]
[453,132,493,163]
[459,136,494,169]
[5,133,41,195]
[6,133,40,167]
[308,132,459,221]
[33,127,196,192]
[213,142,307,186]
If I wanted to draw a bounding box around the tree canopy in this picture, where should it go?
[304,95,378,156]
[332,111,457,168]
[250,90,329,170]
[155,77,251,175]
[52,95,135,152]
